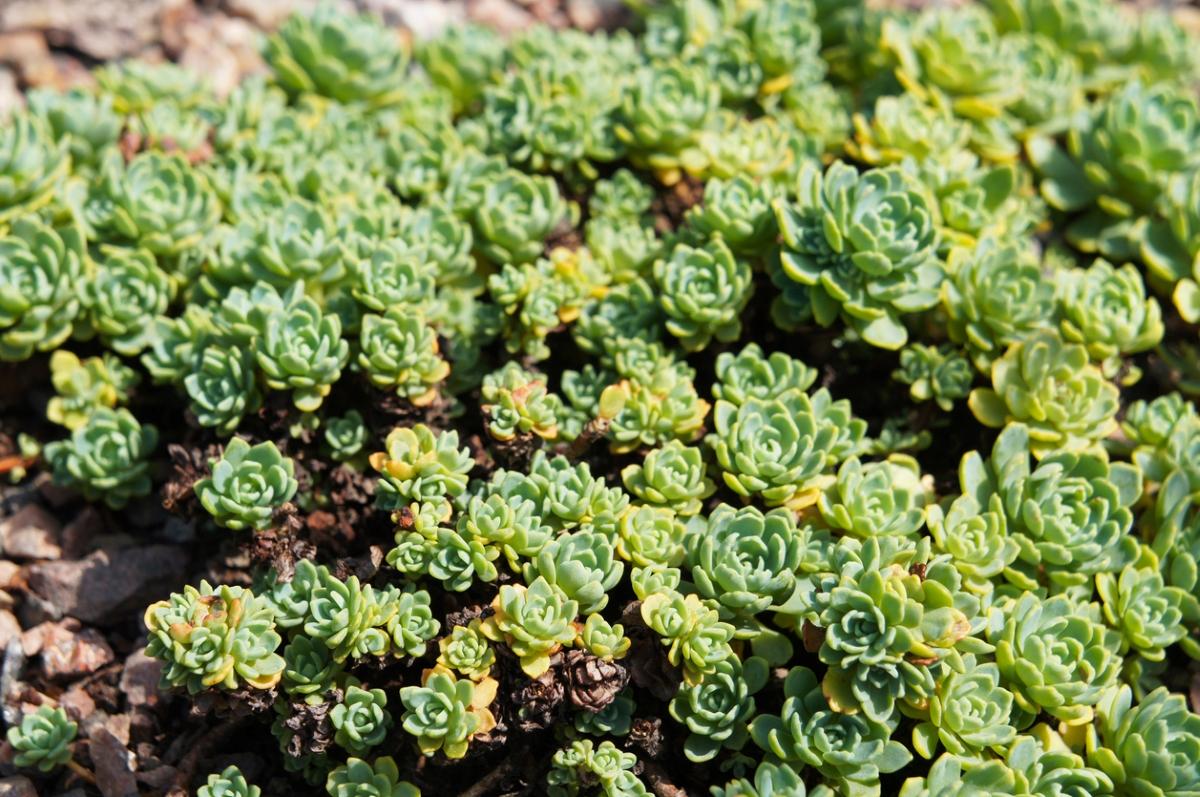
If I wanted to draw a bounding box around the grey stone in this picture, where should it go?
[40,622,114,680]
[0,612,19,654]
[88,724,137,797]
[0,504,61,562]
[0,0,189,61]
[118,648,171,709]
[0,776,36,797]
[27,546,187,626]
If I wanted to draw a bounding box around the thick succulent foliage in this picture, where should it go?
[1089,686,1200,797]
[621,440,714,516]
[712,343,817,406]
[687,504,806,621]
[804,537,988,723]
[750,666,912,797]
[78,249,173,356]
[892,343,973,411]
[962,423,1140,590]
[45,407,158,509]
[195,438,299,530]
[1029,80,1200,259]
[941,236,1057,372]
[47,349,140,430]
[253,282,349,412]
[0,217,86,361]
[968,329,1120,456]
[774,160,943,350]
[1068,236,1165,348]
[358,307,449,405]
[819,455,927,539]
[7,706,77,772]
[654,238,753,351]
[370,424,472,518]
[144,581,285,693]
[267,3,408,107]
[81,151,221,258]
[28,3,1200,796]
[0,115,68,222]
[706,390,836,509]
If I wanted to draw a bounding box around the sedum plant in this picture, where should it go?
[712,343,817,407]
[0,115,68,223]
[1058,258,1162,383]
[331,681,393,756]
[910,653,1017,763]
[0,216,86,362]
[706,390,835,509]
[892,343,973,411]
[267,3,408,107]
[654,238,753,351]
[7,706,77,773]
[640,590,736,684]
[195,438,299,531]
[358,307,449,405]
[480,362,562,441]
[774,160,943,350]
[818,455,928,540]
[669,654,767,763]
[78,249,173,356]
[282,635,343,704]
[47,350,140,430]
[399,666,497,759]
[941,236,1057,372]
[968,329,1119,457]
[438,620,495,681]
[481,576,579,677]
[523,527,623,614]
[254,282,349,412]
[1096,565,1189,662]
[750,666,911,797]
[198,765,260,797]
[621,440,714,516]
[370,424,472,520]
[45,407,158,509]
[144,581,285,693]
[326,758,420,797]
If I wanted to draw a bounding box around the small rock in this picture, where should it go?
[173,11,267,99]
[0,775,36,797]
[119,648,171,710]
[222,0,346,29]
[0,612,18,653]
[59,507,102,561]
[467,0,534,32]
[27,546,188,626]
[20,622,51,657]
[35,473,78,509]
[0,0,190,61]
[0,31,56,88]
[41,621,114,681]
[57,684,95,722]
[0,562,20,590]
[15,592,60,629]
[0,504,62,562]
[0,592,12,611]
[393,0,468,39]
[88,725,137,797]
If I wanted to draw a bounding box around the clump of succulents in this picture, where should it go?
[750,666,912,797]
[45,407,158,509]
[399,666,498,759]
[892,343,973,411]
[481,362,562,441]
[0,216,86,362]
[968,329,1120,456]
[23,2,1200,795]
[358,307,449,405]
[198,765,261,797]
[775,160,943,350]
[47,349,140,430]
[7,706,77,772]
[370,424,472,520]
[267,3,408,107]
[195,438,298,530]
[144,581,285,693]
